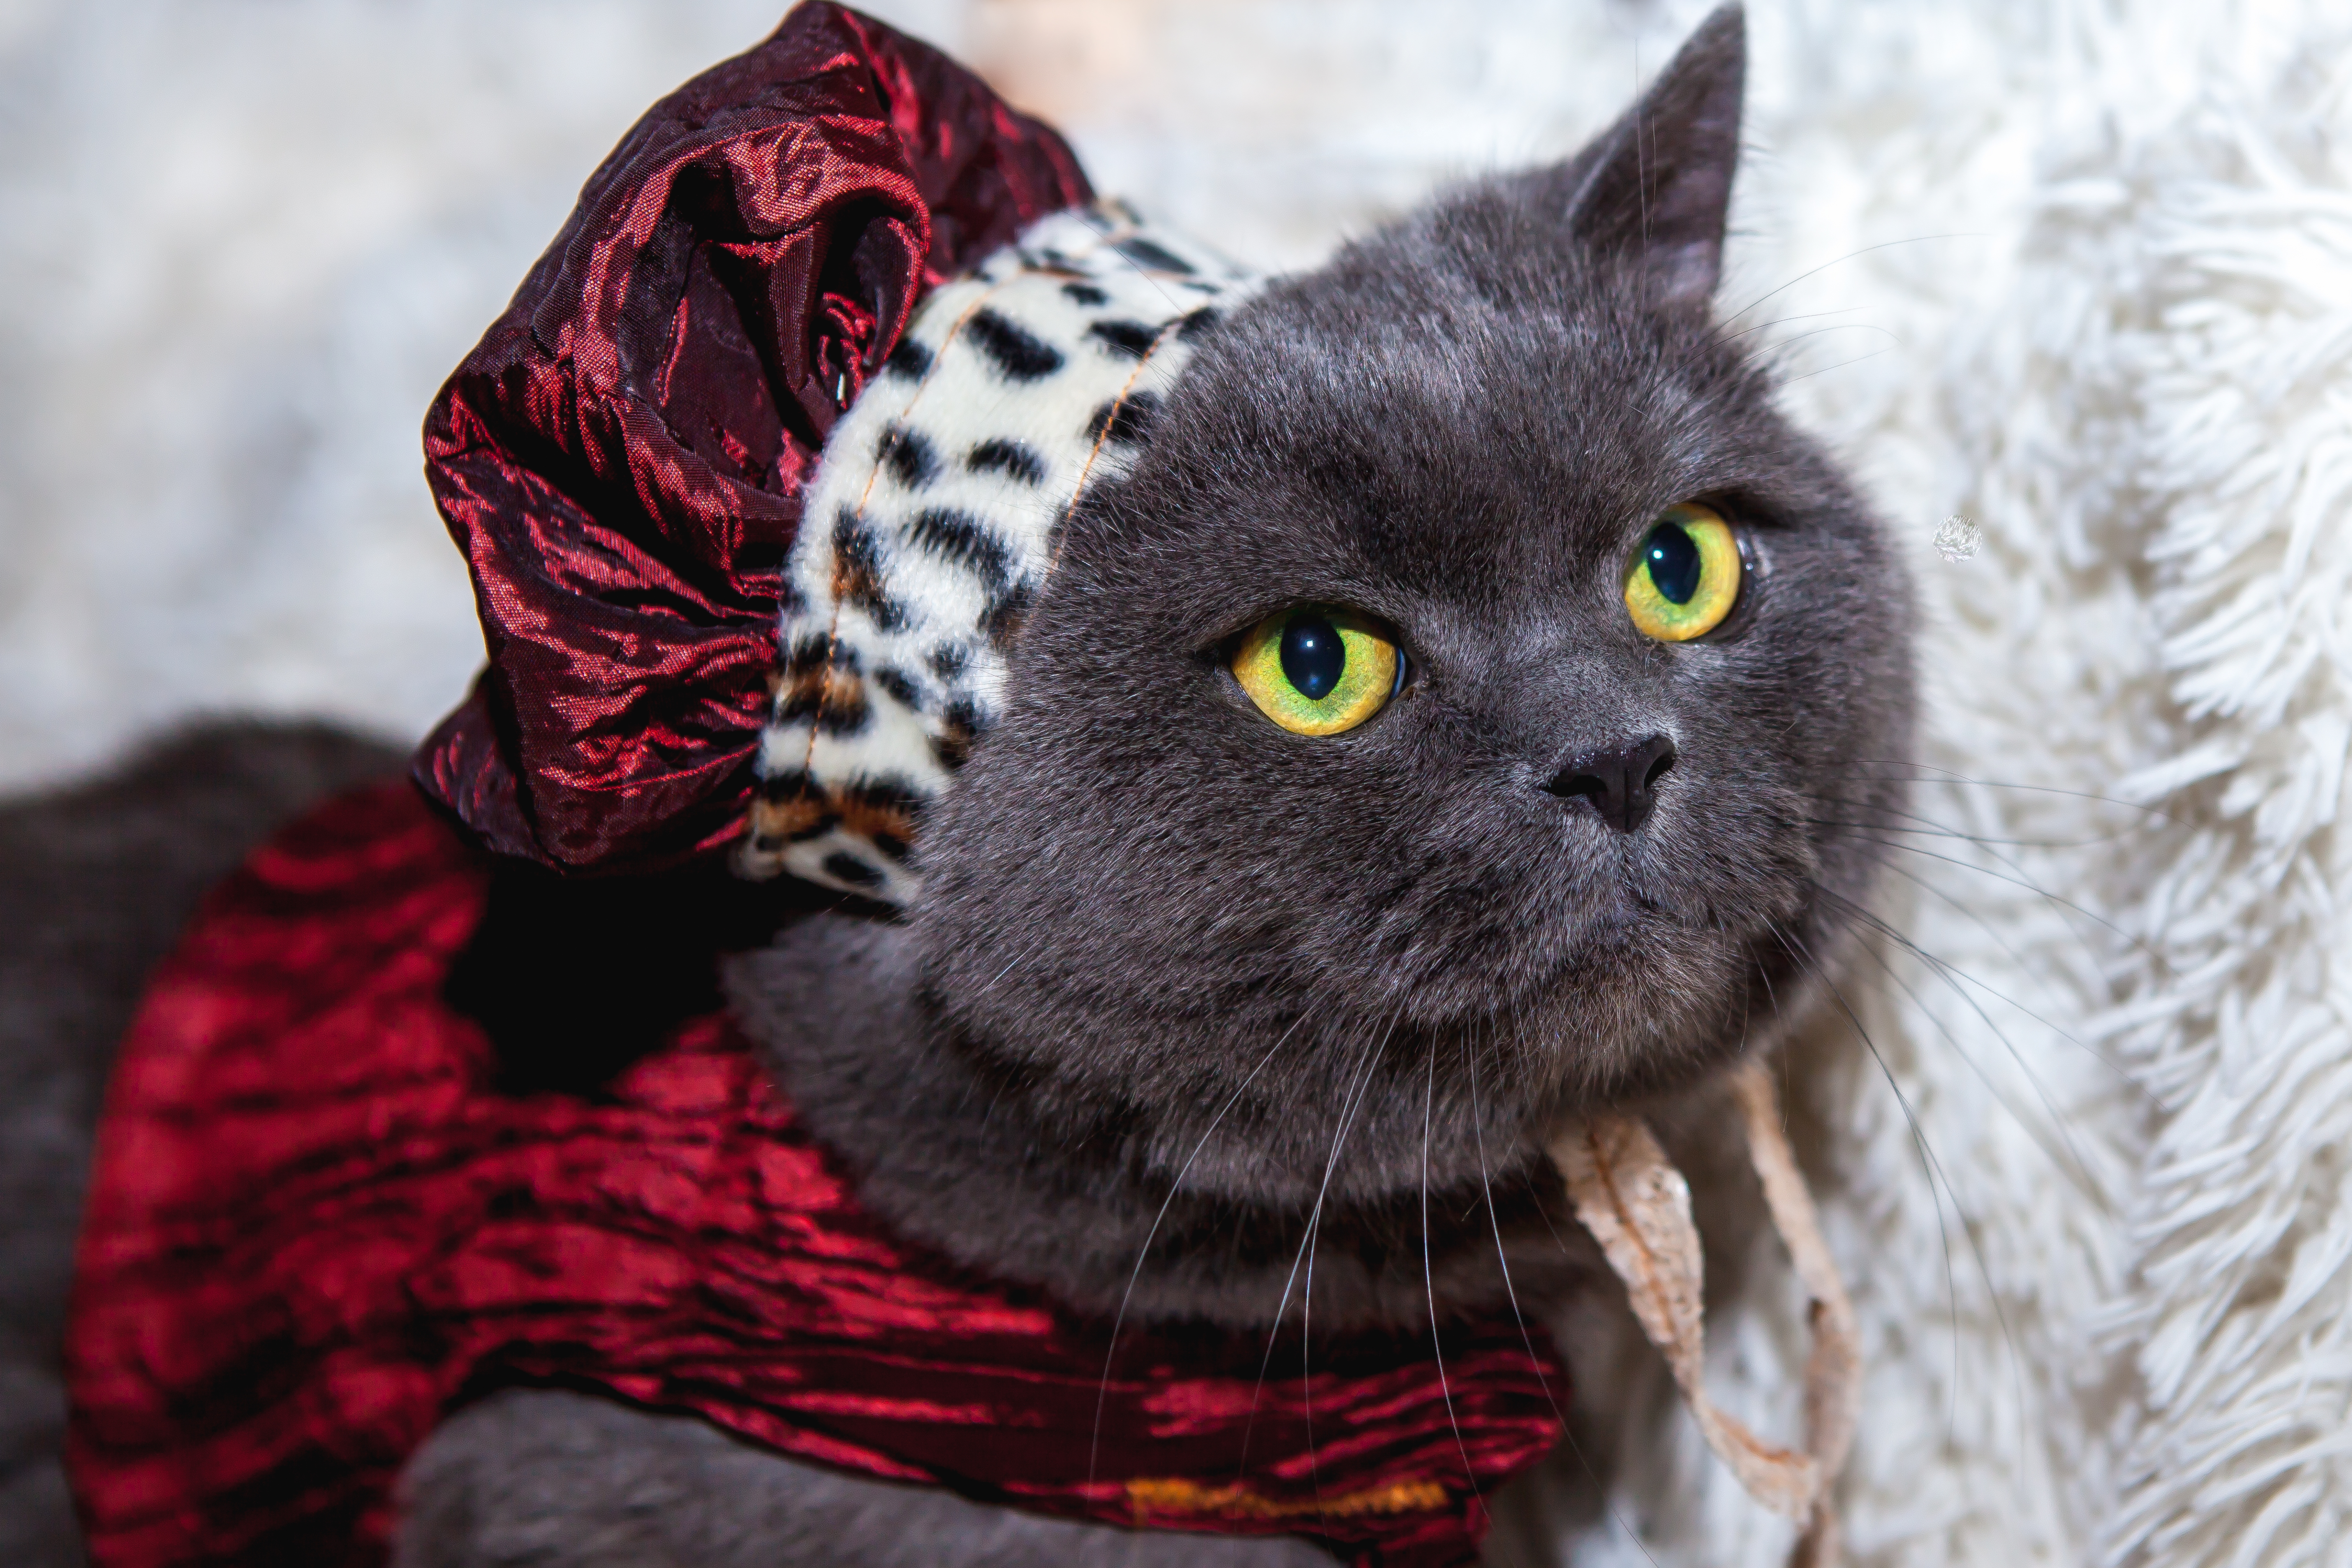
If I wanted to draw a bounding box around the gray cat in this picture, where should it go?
[0,8,1913,1564]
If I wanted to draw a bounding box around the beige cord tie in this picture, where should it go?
[1551,1060,1859,1568]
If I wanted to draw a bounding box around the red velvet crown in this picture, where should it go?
[414,3,1089,874]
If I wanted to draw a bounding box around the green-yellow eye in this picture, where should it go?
[1625,503,1741,641]
[1231,606,1400,736]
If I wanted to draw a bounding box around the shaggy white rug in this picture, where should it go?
[6,3,2349,1565]
[1687,3,2352,1563]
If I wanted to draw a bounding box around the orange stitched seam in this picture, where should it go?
[1047,315,1189,578]
[1124,1476,1449,1522]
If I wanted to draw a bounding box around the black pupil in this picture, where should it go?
[1279,614,1346,700]
[1644,523,1703,605]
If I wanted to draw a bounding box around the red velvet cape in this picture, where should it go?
[65,784,1567,1565]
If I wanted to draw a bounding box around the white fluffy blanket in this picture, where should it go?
[1675,4,2352,1562]
[5,3,2347,1563]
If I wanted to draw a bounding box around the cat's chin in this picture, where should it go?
[728,912,1598,1330]
[1498,921,1764,1109]
[1369,885,1761,1056]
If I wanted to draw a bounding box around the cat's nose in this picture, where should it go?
[1541,734,1677,833]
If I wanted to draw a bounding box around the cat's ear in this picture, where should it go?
[1550,4,1746,308]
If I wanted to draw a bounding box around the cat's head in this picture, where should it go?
[906,6,1912,1204]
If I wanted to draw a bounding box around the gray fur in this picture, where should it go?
[739,0,1907,1336]
[0,720,404,1568]
[5,9,1917,1564]
[641,9,1905,1556]
[395,1389,1331,1568]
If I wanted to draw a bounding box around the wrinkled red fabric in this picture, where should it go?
[416,4,1091,874]
[65,784,1567,1567]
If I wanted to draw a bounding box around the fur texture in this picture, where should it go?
[902,6,1906,1264]
[712,7,1909,1343]
[395,1390,1329,1568]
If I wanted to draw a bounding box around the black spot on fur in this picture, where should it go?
[844,776,925,815]
[879,424,939,489]
[906,508,1014,591]
[771,571,805,617]
[931,696,987,771]
[882,337,933,380]
[1085,390,1162,446]
[1060,281,1110,307]
[822,851,886,891]
[781,542,883,736]
[1112,236,1194,274]
[839,776,924,864]
[756,769,839,841]
[872,665,925,711]
[782,633,848,682]
[1177,306,1222,341]
[755,769,810,802]
[965,439,1046,486]
[776,663,869,738]
[980,580,1036,651]
[832,509,906,632]
[928,643,970,681]
[966,309,1063,381]
[1085,320,1159,361]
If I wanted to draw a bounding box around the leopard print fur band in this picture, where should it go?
[738,201,1263,901]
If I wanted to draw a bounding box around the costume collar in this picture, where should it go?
[741,201,1263,901]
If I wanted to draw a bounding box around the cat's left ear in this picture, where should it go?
[1551,4,1746,308]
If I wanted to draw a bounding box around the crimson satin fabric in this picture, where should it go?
[65,784,1566,1567]
[415,4,1091,874]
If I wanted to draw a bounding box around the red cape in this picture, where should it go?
[64,783,1567,1565]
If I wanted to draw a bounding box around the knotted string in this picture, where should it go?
[1553,1059,1859,1566]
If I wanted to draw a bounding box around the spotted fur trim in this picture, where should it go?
[738,201,1263,900]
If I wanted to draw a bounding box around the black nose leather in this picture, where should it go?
[1542,734,1677,833]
